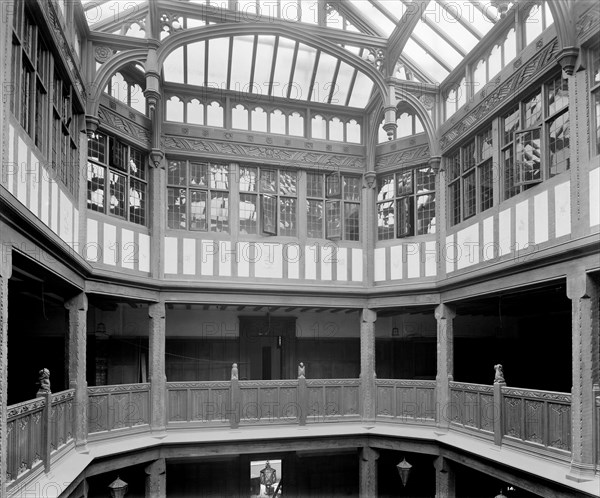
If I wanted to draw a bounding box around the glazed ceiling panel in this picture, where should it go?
[84,0,522,92]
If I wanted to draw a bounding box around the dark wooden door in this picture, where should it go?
[239,317,296,380]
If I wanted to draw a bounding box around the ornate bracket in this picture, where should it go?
[363,171,377,189]
[149,149,165,168]
[557,46,579,76]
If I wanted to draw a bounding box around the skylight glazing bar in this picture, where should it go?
[226,36,234,89]
[248,35,259,92]
[328,59,342,105]
[345,68,359,108]
[369,0,400,24]
[398,0,468,57]
[409,33,454,73]
[468,0,498,23]
[307,50,321,101]
[268,36,280,97]
[436,0,484,40]
[287,42,301,99]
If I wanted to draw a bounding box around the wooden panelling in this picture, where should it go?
[305,379,360,421]
[449,382,495,437]
[375,379,436,423]
[87,384,150,435]
[167,381,230,425]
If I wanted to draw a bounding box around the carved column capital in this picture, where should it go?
[434,303,456,321]
[362,308,377,324]
[149,149,165,169]
[557,46,579,76]
[429,155,442,173]
[85,114,100,136]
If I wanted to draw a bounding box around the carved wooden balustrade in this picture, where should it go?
[166,381,231,426]
[501,387,572,458]
[376,379,437,424]
[6,389,74,486]
[449,381,495,438]
[7,367,594,491]
[87,383,150,437]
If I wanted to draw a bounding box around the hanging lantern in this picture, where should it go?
[396,458,412,487]
[108,476,128,498]
[260,461,277,496]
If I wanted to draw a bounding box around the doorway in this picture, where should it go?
[239,317,296,380]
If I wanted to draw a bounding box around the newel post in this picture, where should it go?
[230,363,240,429]
[493,364,506,447]
[298,362,307,426]
[36,370,52,473]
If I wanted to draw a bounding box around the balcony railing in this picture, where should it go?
[376,379,436,424]
[6,367,591,492]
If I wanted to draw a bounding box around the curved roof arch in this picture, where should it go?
[155,23,388,107]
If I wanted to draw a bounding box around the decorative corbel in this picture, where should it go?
[429,155,442,173]
[363,170,377,189]
[85,114,100,136]
[149,149,164,169]
[557,46,579,76]
[382,105,397,141]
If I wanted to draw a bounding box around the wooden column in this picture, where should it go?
[360,308,377,422]
[0,244,12,497]
[434,456,455,498]
[145,458,166,498]
[149,302,167,434]
[435,303,455,429]
[567,271,599,481]
[65,293,88,451]
[359,446,379,498]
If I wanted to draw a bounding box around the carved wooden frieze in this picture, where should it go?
[7,398,46,420]
[375,144,430,170]
[449,381,494,393]
[43,2,86,105]
[163,136,366,170]
[167,381,231,389]
[441,38,559,152]
[577,4,600,44]
[88,383,150,394]
[502,388,571,403]
[98,106,152,146]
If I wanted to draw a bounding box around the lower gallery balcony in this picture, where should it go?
[4,252,599,496]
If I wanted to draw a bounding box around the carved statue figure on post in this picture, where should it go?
[494,364,505,384]
[231,363,239,380]
[37,368,51,396]
[298,362,305,379]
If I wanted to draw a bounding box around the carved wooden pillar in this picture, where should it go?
[359,446,379,498]
[145,458,166,498]
[149,301,167,434]
[0,244,12,497]
[434,456,455,498]
[435,303,455,429]
[65,293,89,451]
[360,308,377,422]
[567,271,599,481]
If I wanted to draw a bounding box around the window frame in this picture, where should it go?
[87,132,148,227]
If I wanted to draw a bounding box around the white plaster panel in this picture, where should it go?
[17,138,28,204]
[51,182,59,234]
[406,243,420,278]
[72,209,79,252]
[29,157,39,217]
[103,223,117,266]
[305,245,317,279]
[7,125,15,194]
[336,247,348,281]
[59,190,72,243]
[321,245,333,281]
[237,242,250,277]
[138,233,150,272]
[425,241,436,277]
[41,171,50,225]
[534,191,549,244]
[164,237,178,274]
[201,240,215,276]
[121,229,135,270]
[219,241,232,276]
[498,209,512,256]
[554,182,571,238]
[255,243,282,279]
[515,200,529,249]
[286,244,300,279]
[590,168,599,227]
[374,247,386,281]
[182,238,196,275]
[351,248,362,282]
[390,245,402,280]
[482,217,495,262]
[86,219,99,262]
[445,235,455,273]
[461,223,480,269]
